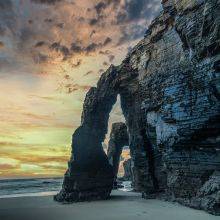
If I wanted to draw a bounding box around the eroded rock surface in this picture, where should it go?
[55,63,139,202]
[54,66,119,202]
[179,171,220,215]
[107,122,128,188]
[122,159,133,181]
[56,0,220,214]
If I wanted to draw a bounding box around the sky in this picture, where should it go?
[0,0,161,178]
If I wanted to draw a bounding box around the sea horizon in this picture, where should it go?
[0,176,63,181]
[0,177,63,198]
[0,177,132,198]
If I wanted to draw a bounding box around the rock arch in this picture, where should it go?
[54,65,120,202]
[55,61,160,202]
[55,0,220,214]
[54,64,121,202]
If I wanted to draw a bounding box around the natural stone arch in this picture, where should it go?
[54,61,160,202]
[54,65,120,202]
[54,0,220,214]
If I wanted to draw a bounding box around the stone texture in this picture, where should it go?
[56,0,220,215]
[54,66,119,202]
[179,171,220,215]
[122,159,133,181]
[107,122,129,188]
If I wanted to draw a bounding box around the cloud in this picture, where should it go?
[91,1,113,25]
[70,43,84,53]
[71,59,82,68]
[11,155,68,164]
[0,0,15,37]
[125,0,147,20]
[22,112,53,121]
[94,2,107,15]
[44,18,53,23]
[117,24,147,45]
[31,0,62,5]
[108,54,115,62]
[56,22,65,29]
[35,41,46,47]
[89,18,98,26]
[50,42,70,60]
[0,41,4,48]
[0,163,19,170]
[28,95,59,101]
[70,40,112,56]
[90,30,96,37]
[98,68,104,74]
[33,53,49,64]
[0,0,161,70]
[103,37,112,46]
[65,84,91,94]
[85,42,102,53]
[103,61,109,66]
[57,76,91,93]
[0,1,13,10]
[84,70,94,76]
[99,50,111,55]
[94,0,118,15]
[116,0,161,24]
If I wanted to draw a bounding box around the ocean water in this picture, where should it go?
[0,178,132,198]
[120,181,132,192]
[0,178,63,198]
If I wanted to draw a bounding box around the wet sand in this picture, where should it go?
[0,190,218,220]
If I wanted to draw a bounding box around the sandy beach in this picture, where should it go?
[0,190,218,220]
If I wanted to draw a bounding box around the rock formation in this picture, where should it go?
[107,122,129,188]
[56,0,220,215]
[122,159,133,181]
[54,66,119,202]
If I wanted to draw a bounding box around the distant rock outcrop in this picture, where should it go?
[122,159,133,181]
[56,0,220,215]
[107,122,129,188]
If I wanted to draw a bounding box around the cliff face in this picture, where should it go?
[55,0,220,215]
[130,0,220,213]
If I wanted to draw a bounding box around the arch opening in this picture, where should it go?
[55,65,161,202]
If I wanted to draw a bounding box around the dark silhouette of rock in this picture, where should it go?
[56,0,220,215]
[176,171,220,215]
[122,159,133,181]
[107,122,129,188]
[54,66,120,202]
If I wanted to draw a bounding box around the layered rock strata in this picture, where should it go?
[56,0,220,215]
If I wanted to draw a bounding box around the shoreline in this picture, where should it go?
[0,190,218,220]
[0,191,58,199]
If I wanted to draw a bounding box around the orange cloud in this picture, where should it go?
[0,41,4,48]
[0,164,19,170]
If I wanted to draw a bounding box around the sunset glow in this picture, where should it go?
[0,0,161,178]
